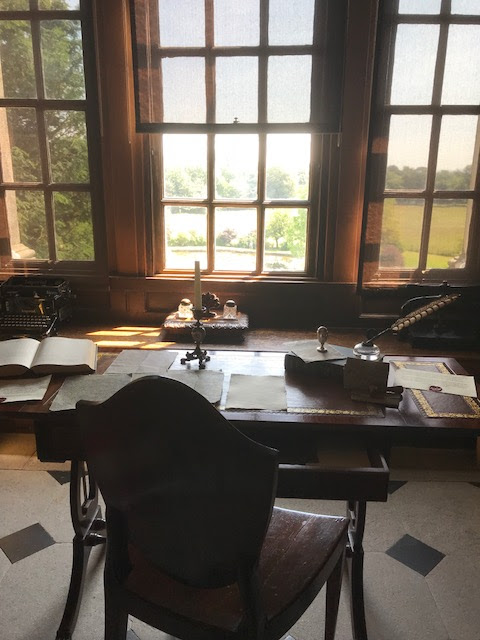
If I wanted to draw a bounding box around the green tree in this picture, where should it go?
[0,3,94,261]
[265,210,290,249]
[266,167,295,199]
[216,168,241,198]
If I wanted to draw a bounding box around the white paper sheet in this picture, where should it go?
[0,376,51,403]
[132,370,224,404]
[103,349,177,374]
[226,374,287,410]
[283,340,345,363]
[49,374,132,411]
[393,368,478,398]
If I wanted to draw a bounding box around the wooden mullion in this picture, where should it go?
[0,99,86,109]
[207,133,215,273]
[386,105,480,116]
[257,133,266,274]
[417,6,449,271]
[30,12,57,262]
[0,10,81,21]
[258,0,268,124]
[205,0,215,125]
[255,0,268,273]
[153,44,315,58]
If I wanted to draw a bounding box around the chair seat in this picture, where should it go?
[125,507,348,637]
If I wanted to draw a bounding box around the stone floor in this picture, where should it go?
[1,433,480,640]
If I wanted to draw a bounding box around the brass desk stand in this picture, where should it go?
[180,307,210,369]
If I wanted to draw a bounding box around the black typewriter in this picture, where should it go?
[0,275,75,338]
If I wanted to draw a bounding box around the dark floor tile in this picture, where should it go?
[0,523,55,564]
[388,480,407,494]
[48,470,71,485]
[386,534,445,577]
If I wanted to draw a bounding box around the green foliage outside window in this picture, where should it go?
[0,2,95,261]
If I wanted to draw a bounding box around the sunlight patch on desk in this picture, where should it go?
[87,330,143,337]
[94,340,144,348]
[140,342,176,349]
[113,326,162,332]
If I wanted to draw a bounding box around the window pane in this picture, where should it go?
[163,134,207,199]
[435,116,478,190]
[390,25,439,105]
[427,199,471,269]
[398,0,440,13]
[442,26,480,105]
[215,135,258,200]
[54,192,94,260]
[386,116,432,190]
[41,20,85,100]
[0,108,41,182]
[266,134,310,200]
[269,0,314,45]
[46,110,89,183]
[6,190,48,259]
[214,0,259,46]
[162,58,205,123]
[39,1,80,8]
[164,205,207,269]
[268,56,312,122]
[216,57,258,124]
[379,198,423,269]
[159,0,204,47]
[215,207,257,271]
[0,21,36,98]
[264,207,307,272]
[0,1,29,9]
[452,0,480,14]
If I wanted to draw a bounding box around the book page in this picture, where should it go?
[0,376,51,403]
[393,368,477,398]
[104,349,177,374]
[50,373,132,411]
[31,337,97,371]
[0,338,40,371]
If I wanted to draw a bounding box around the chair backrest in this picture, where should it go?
[77,375,279,589]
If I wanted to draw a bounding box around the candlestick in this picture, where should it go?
[194,261,202,310]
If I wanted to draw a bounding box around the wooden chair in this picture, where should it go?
[77,376,348,640]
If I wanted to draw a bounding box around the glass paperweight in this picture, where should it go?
[353,341,381,361]
[223,299,238,319]
[177,298,193,320]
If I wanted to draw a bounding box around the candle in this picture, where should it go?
[194,261,202,309]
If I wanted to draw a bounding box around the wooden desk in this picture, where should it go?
[2,350,480,640]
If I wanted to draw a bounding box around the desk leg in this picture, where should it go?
[55,460,106,640]
[346,500,368,640]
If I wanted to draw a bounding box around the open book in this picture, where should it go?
[0,337,97,377]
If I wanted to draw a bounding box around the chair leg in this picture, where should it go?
[324,550,345,640]
[104,587,128,640]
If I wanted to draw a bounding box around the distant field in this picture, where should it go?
[381,202,467,266]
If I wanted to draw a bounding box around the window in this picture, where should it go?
[0,0,102,268]
[130,0,346,275]
[360,0,480,287]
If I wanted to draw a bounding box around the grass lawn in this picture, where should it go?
[382,201,468,265]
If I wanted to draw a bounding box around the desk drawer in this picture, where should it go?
[277,448,389,502]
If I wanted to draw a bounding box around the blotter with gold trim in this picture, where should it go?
[390,361,480,419]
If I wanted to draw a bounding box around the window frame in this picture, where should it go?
[0,0,105,274]
[359,0,480,290]
[129,0,347,135]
